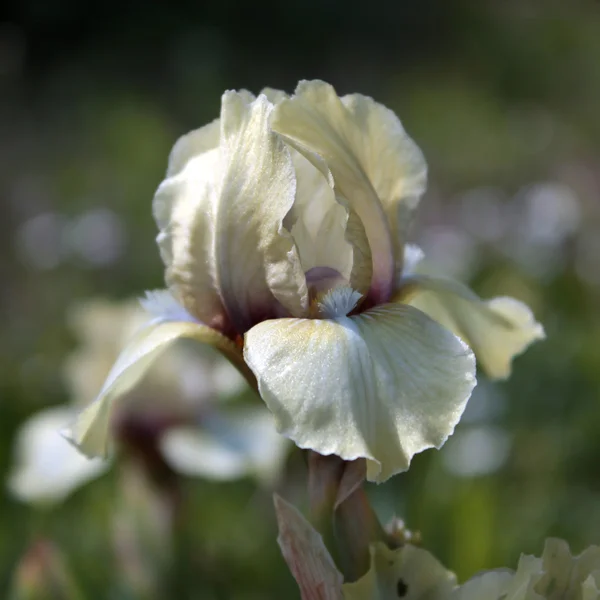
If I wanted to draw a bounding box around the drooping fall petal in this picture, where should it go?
[244,304,476,483]
[396,275,545,379]
[64,300,249,459]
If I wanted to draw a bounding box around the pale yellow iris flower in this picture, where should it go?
[65,80,543,483]
[9,299,286,503]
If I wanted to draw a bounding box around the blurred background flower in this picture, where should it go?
[1,1,600,597]
[7,297,288,504]
[6,297,289,596]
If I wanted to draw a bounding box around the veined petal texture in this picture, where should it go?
[340,93,427,266]
[285,148,353,281]
[154,91,308,334]
[272,80,397,303]
[153,143,227,329]
[213,92,308,330]
[244,304,476,483]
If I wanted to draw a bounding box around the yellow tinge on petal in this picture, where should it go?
[244,304,476,483]
[396,275,545,380]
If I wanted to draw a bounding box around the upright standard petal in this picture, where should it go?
[396,276,545,379]
[153,147,228,330]
[213,92,308,330]
[8,407,109,503]
[166,119,220,177]
[64,313,251,459]
[244,304,476,483]
[341,93,427,267]
[272,80,396,303]
[286,149,353,281]
[345,208,373,295]
[164,88,256,177]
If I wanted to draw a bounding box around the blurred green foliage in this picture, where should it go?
[2,1,600,597]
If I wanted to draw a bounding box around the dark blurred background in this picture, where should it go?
[2,1,600,597]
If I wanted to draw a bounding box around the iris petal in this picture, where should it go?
[396,275,545,379]
[8,406,109,503]
[272,80,396,303]
[154,92,308,334]
[244,304,476,483]
[64,308,248,459]
[160,407,289,484]
[341,92,427,269]
[285,149,353,280]
[214,92,308,329]
[153,147,227,329]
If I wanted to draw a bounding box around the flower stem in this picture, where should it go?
[334,485,385,582]
[306,451,387,582]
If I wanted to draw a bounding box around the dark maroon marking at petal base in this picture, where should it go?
[305,266,346,294]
